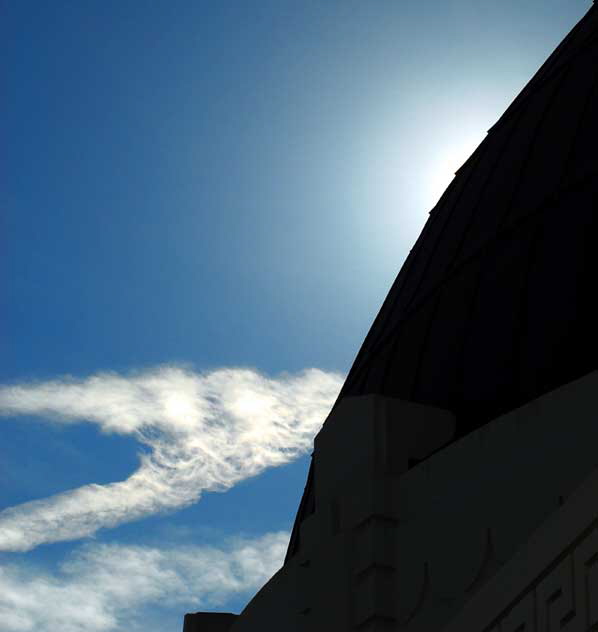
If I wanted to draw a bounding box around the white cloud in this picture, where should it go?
[0,531,289,632]
[0,366,343,552]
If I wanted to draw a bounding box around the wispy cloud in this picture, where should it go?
[0,531,289,632]
[0,366,343,552]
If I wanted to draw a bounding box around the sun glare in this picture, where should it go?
[427,133,485,208]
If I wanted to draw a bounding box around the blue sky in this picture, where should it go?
[0,1,591,630]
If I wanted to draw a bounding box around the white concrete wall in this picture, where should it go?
[440,461,598,632]
[227,370,598,631]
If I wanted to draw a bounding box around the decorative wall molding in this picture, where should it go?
[441,463,598,632]
[483,522,598,632]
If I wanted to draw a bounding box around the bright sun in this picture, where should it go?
[427,133,485,207]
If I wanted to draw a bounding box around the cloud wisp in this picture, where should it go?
[0,531,289,632]
[0,366,343,552]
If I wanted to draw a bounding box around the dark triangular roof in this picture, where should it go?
[286,3,598,563]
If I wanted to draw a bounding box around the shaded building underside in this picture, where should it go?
[287,2,598,563]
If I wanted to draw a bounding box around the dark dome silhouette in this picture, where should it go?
[287,2,598,562]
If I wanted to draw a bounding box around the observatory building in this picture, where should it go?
[185,2,598,630]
